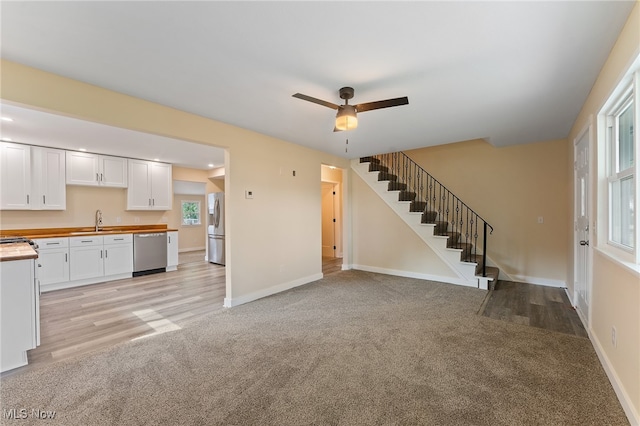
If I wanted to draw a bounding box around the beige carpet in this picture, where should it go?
[0,271,628,425]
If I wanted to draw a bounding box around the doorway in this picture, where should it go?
[321,165,343,275]
[321,182,337,257]
[574,124,591,326]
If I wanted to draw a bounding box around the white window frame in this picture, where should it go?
[599,69,639,266]
[181,200,201,226]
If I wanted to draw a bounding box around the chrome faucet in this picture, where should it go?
[95,209,103,232]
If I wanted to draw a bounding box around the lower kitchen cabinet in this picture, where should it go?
[104,234,133,276]
[69,236,104,281]
[1,258,38,372]
[41,234,133,290]
[167,231,178,271]
[33,237,69,288]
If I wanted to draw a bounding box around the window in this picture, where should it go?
[601,67,639,265]
[181,200,201,226]
[608,94,635,249]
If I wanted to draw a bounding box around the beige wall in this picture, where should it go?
[0,164,216,253]
[169,194,206,252]
[565,1,640,421]
[0,185,166,229]
[170,166,221,252]
[352,173,457,279]
[1,60,349,307]
[405,138,570,286]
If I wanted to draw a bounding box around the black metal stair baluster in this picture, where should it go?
[389,151,492,278]
[482,222,487,277]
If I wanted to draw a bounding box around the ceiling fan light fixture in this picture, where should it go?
[335,105,358,131]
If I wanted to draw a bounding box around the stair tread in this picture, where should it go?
[476,266,499,283]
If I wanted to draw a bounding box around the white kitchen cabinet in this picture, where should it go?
[69,236,104,281]
[1,258,38,372]
[104,234,133,276]
[66,151,127,188]
[127,159,172,210]
[0,142,32,210]
[0,144,67,211]
[33,237,70,288]
[38,234,133,291]
[31,147,66,210]
[167,231,179,271]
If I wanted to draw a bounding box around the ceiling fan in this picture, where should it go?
[292,87,409,132]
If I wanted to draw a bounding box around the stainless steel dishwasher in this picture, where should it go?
[133,233,167,276]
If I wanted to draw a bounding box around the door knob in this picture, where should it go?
[579,240,589,246]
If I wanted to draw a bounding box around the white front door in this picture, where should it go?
[575,127,590,324]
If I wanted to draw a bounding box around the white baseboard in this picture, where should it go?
[178,246,205,253]
[223,272,323,308]
[510,274,566,288]
[351,264,476,288]
[590,328,640,425]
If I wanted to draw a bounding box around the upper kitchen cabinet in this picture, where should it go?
[0,142,31,209]
[127,159,172,210]
[66,151,128,188]
[31,147,66,210]
[0,143,66,210]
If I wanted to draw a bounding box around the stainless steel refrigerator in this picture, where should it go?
[208,192,225,265]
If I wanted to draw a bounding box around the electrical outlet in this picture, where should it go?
[245,190,254,199]
[537,216,544,224]
[611,326,617,348]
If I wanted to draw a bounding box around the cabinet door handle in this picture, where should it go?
[168,236,171,243]
[100,173,103,182]
[96,173,99,182]
[27,194,30,204]
[65,253,68,262]
[81,240,92,243]
[43,195,46,204]
[149,198,151,206]
[46,242,60,245]
[100,250,103,259]
[105,249,108,258]
[152,198,155,206]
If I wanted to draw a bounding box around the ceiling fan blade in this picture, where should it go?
[355,96,409,113]
[292,93,340,110]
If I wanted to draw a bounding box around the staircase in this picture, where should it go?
[353,153,499,290]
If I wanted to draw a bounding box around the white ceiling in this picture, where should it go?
[0,1,635,162]
[0,103,225,170]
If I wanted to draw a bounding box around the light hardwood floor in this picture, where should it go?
[25,252,225,369]
[322,256,343,276]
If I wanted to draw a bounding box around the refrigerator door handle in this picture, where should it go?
[214,198,221,228]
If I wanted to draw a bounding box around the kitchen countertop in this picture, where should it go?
[0,225,179,240]
[0,242,38,262]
